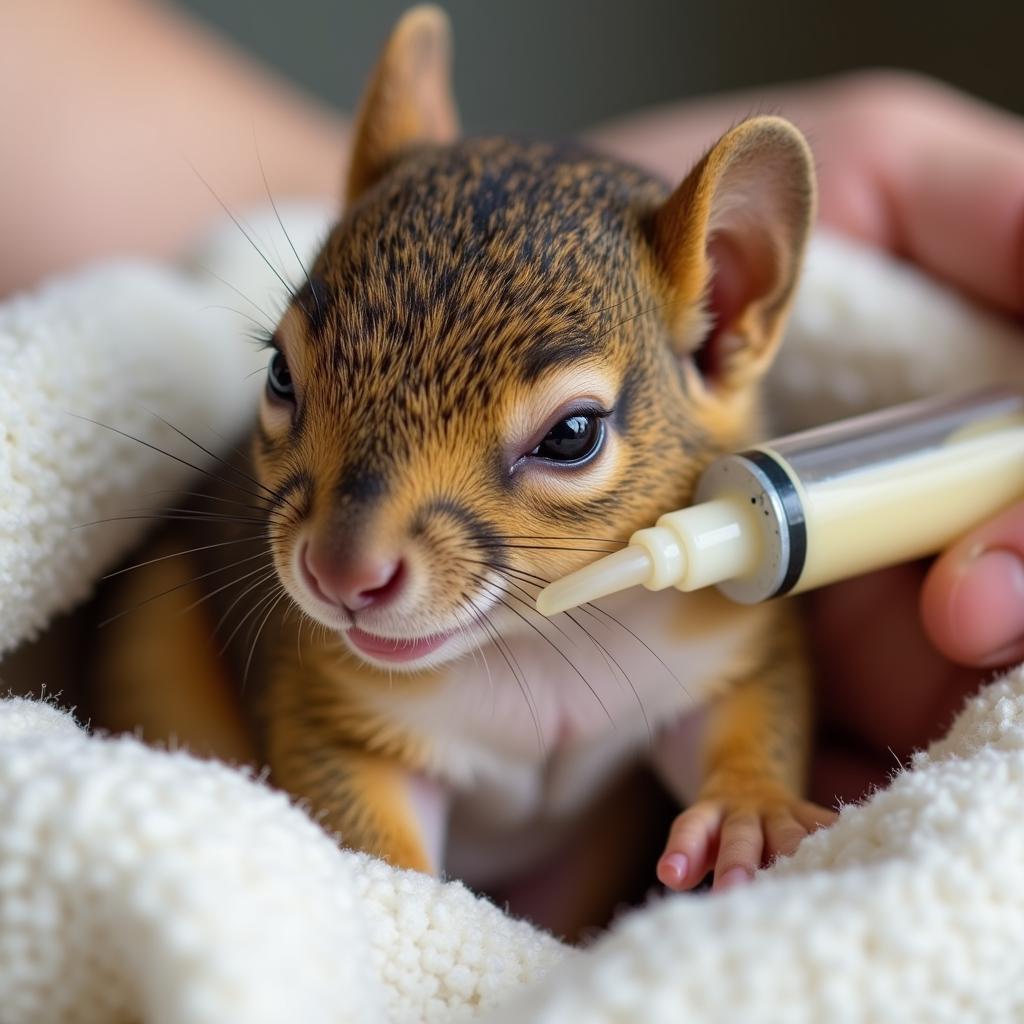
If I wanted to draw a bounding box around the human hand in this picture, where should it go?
[803,75,1024,804]
[590,72,1024,805]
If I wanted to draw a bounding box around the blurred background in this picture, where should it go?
[178,0,1024,133]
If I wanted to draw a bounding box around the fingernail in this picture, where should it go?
[716,867,752,891]
[658,853,688,887]
[949,548,1024,662]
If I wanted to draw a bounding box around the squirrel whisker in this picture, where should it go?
[477,559,686,706]
[148,411,304,518]
[186,159,303,314]
[253,138,323,326]
[97,554,275,628]
[468,570,614,728]
[216,567,284,652]
[194,264,282,332]
[101,533,267,581]
[72,414,300,519]
[242,586,289,689]
[462,591,544,753]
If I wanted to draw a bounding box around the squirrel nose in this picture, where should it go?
[301,542,406,611]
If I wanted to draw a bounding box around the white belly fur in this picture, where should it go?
[366,586,767,882]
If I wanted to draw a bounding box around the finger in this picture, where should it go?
[658,802,723,891]
[712,809,763,891]
[921,501,1024,666]
[794,801,839,834]
[816,79,1024,314]
[764,810,808,860]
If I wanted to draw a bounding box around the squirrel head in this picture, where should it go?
[254,5,816,672]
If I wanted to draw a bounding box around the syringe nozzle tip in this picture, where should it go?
[535,546,653,615]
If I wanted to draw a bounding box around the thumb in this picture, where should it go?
[921,501,1024,667]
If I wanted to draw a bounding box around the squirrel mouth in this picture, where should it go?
[345,626,454,663]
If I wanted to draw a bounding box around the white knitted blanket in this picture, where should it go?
[3,208,1024,1023]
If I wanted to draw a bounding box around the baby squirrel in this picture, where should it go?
[93,5,836,917]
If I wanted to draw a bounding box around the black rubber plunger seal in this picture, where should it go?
[738,450,807,596]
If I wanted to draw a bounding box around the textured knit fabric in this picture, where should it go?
[2,214,1024,1022]
[0,265,262,658]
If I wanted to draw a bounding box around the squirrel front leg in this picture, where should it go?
[263,669,447,875]
[653,606,836,891]
[273,743,446,874]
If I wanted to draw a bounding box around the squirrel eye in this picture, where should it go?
[530,414,605,465]
[266,350,295,402]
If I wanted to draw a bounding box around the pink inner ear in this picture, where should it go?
[696,233,747,379]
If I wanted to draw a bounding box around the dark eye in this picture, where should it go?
[530,413,605,465]
[266,349,294,402]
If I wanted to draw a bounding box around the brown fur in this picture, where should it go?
[92,6,821,922]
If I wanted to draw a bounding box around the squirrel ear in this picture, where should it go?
[651,116,815,389]
[346,5,459,206]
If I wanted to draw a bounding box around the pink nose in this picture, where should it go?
[301,543,406,611]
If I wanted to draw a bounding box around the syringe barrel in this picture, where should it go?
[698,387,1024,604]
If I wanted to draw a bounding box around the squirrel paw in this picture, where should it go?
[656,784,837,892]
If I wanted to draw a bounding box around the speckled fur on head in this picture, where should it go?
[253,4,815,667]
